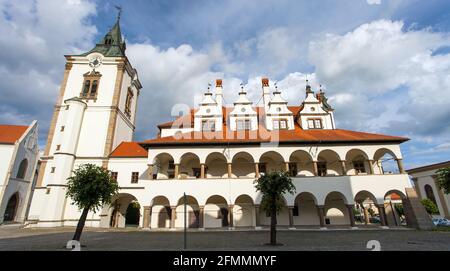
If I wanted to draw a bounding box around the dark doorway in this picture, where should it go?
[220,208,229,227]
[125,202,141,227]
[3,193,19,222]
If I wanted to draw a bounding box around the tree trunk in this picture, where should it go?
[73,207,90,241]
[270,195,277,245]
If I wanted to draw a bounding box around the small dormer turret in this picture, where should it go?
[194,86,222,132]
[265,84,295,130]
[298,82,336,130]
[229,85,258,131]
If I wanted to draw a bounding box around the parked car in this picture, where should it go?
[369,216,380,224]
[432,218,450,226]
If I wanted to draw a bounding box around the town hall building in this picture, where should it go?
[25,17,431,230]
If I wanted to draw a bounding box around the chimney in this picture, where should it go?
[262,78,271,111]
[215,79,223,110]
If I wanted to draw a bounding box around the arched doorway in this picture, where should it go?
[231,152,255,178]
[151,196,171,228]
[424,185,437,205]
[106,193,139,228]
[125,201,141,227]
[175,195,200,228]
[354,191,378,225]
[324,192,349,225]
[234,195,255,227]
[3,193,19,222]
[317,150,343,176]
[293,192,319,226]
[384,190,407,227]
[204,195,229,228]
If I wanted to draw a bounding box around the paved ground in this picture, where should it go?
[0,226,449,251]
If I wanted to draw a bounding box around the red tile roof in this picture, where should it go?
[110,142,148,158]
[0,125,29,144]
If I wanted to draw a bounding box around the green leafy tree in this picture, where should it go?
[394,203,404,218]
[254,171,295,245]
[66,164,119,241]
[420,199,439,215]
[436,167,450,194]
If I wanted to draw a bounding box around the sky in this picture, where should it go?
[0,0,449,169]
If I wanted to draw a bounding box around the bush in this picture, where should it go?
[420,199,439,215]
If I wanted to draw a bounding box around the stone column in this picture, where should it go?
[255,163,260,178]
[396,159,406,174]
[288,206,294,228]
[148,164,154,180]
[317,205,325,228]
[346,204,356,227]
[285,162,290,173]
[255,205,260,227]
[377,204,387,226]
[367,160,374,175]
[143,206,151,228]
[228,205,234,228]
[340,161,347,176]
[227,163,232,178]
[201,164,205,179]
[174,164,179,179]
[170,206,177,228]
[313,161,318,176]
[199,206,204,228]
[363,206,370,225]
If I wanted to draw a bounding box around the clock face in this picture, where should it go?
[89,56,102,69]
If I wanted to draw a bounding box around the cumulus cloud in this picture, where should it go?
[367,0,381,5]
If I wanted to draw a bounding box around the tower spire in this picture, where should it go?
[115,5,122,22]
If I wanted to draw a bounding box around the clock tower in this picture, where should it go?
[33,15,142,226]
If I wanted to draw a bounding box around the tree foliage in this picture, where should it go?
[436,167,450,194]
[420,199,439,215]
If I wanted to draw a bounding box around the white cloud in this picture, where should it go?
[367,0,381,5]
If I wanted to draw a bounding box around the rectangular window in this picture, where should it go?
[60,126,65,132]
[317,162,327,176]
[111,172,118,182]
[56,145,61,151]
[236,119,251,131]
[273,119,288,130]
[131,172,139,183]
[51,167,56,173]
[125,88,133,118]
[202,120,216,132]
[80,71,101,100]
[308,119,323,129]
[353,161,366,174]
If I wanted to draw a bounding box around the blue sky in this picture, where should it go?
[0,0,449,169]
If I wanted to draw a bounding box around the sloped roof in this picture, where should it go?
[110,142,148,158]
[0,125,29,144]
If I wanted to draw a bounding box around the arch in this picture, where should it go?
[324,191,349,225]
[233,194,255,227]
[104,193,138,228]
[204,195,229,228]
[424,184,437,205]
[205,152,228,178]
[150,196,171,228]
[175,195,200,228]
[354,190,379,225]
[373,148,399,174]
[317,149,343,176]
[384,190,406,200]
[383,190,407,227]
[259,151,285,174]
[125,201,141,227]
[179,152,201,179]
[293,192,319,226]
[345,149,370,175]
[3,193,19,222]
[231,152,255,178]
[16,159,28,179]
[354,190,377,204]
[289,150,315,177]
[259,196,290,226]
[153,153,175,179]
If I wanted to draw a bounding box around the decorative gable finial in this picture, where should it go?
[115,5,122,22]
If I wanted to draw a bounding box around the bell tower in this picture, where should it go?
[33,13,142,226]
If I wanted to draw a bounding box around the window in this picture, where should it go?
[202,120,216,132]
[16,159,28,179]
[131,172,139,183]
[125,88,133,118]
[60,126,65,132]
[80,71,101,99]
[111,172,118,182]
[288,163,298,177]
[56,145,61,151]
[51,167,56,173]
[236,119,251,131]
[353,161,366,174]
[308,119,323,129]
[273,119,287,130]
[293,205,299,216]
[317,162,327,176]
[425,185,437,205]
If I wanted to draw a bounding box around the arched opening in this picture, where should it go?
[289,150,314,177]
[16,159,28,179]
[293,192,319,226]
[354,191,379,225]
[125,201,141,227]
[3,193,19,222]
[317,150,342,176]
[259,196,290,226]
[234,195,254,227]
[153,153,175,179]
[205,152,228,178]
[232,152,255,178]
[324,192,349,225]
[179,153,201,179]
[345,149,370,175]
[373,148,399,174]
[424,185,437,205]
[204,195,229,228]
[259,151,285,175]
[106,193,139,228]
[175,195,200,228]
[150,196,171,228]
[384,190,407,227]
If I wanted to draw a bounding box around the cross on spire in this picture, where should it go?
[115,5,122,22]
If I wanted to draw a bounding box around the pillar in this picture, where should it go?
[340,161,347,176]
[317,205,325,228]
[367,160,374,175]
[174,164,179,179]
[363,206,370,225]
[227,163,232,178]
[255,163,260,178]
[170,206,176,228]
[377,204,387,226]
[396,159,406,174]
[147,164,153,180]
[201,164,205,179]
[346,205,356,227]
[255,205,260,227]
[285,162,290,173]
[228,205,234,228]
[313,161,318,176]
[199,206,204,228]
[143,206,151,228]
[288,206,294,228]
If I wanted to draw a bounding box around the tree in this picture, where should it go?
[436,167,450,194]
[420,199,439,216]
[254,171,295,245]
[66,164,119,241]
